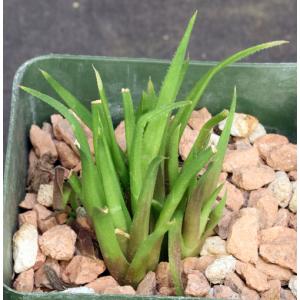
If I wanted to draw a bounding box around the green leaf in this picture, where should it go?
[168,211,184,296]
[40,69,92,128]
[128,156,165,260]
[129,101,191,213]
[93,207,129,282]
[122,88,136,157]
[155,146,214,231]
[93,66,129,187]
[170,40,288,137]
[142,12,197,177]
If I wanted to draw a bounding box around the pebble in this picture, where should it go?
[232,165,275,190]
[63,255,106,284]
[289,182,297,213]
[260,279,281,300]
[249,123,266,143]
[86,276,118,293]
[62,287,95,294]
[13,224,38,273]
[136,271,157,295]
[205,255,236,284]
[179,126,198,160]
[37,184,54,207]
[188,107,212,131]
[268,171,293,208]
[200,236,227,256]
[33,203,58,233]
[266,143,297,171]
[103,285,136,295]
[18,210,38,228]
[226,208,259,263]
[254,133,289,159]
[184,270,210,297]
[289,276,297,297]
[19,193,37,209]
[55,141,80,169]
[219,113,258,138]
[114,121,126,152]
[13,268,34,292]
[39,225,77,260]
[259,226,296,272]
[212,285,240,299]
[236,261,269,292]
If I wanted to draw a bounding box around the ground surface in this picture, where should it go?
[3,0,296,151]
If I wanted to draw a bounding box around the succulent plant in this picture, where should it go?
[21,11,286,294]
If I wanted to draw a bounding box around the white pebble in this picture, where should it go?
[37,184,54,207]
[205,255,236,284]
[268,171,292,208]
[218,113,258,138]
[289,275,297,297]
[62,287,95,294]
[200,236,227,256]
[289,182,297,213]
[249,123,266,143]
[13,224,38,273]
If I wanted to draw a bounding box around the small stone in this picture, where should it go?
[13,269,34,292]
[281,288,297,300]
[30,124,58,163]
[13,224,38,273]
[63,255,106,284]
[236,261,269,292]
[288,170,297,181]
[274,208,290,227]
[255,257,293,283]
[188,108,212,131]
[240,286,260,300]
[254,134,289,159]
[86,276,118,293]
[182,256,216,274]
[51,114,78,154]
[33,247,46,270]
[212,285,240,299]
[259,226,296,272]
[249,123,266,143]
[248,188,271,207]
[226,208,259,263]
[205,255,236,284]
[261,279,281,300]
[19,193,37,209]
[55,141,80,169]
[254,194,278,229]
[137,271,157,295]
[289,276,297,297]
[289,183,297,213]
[233,137,252,150]
[103,285,136,295]
[33,204,57,233]
[179,126,198,160]
[34,258,61,289]
[219,181,244,212]
[200,236,227,256]
[216,208,237,239]
[222,147,260,173]
[289,213,297,230]
[219,113,259,138]
[232,165,275,191]
[268,171,293,208]
[37,184,54,207]
[39,225,77,260]
[55,212,68,224]
[266,143,297,172]
[184,270,210,297]
[156,262,172,288]
[62,287,95,294]
[18,210,38,228]
[114,121,126,152]
[224,272,245,293]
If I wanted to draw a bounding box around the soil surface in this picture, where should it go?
[3,0,297,152]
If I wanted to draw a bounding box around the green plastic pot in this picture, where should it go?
[4,55,296,300]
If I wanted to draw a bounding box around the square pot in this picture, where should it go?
[4,55,296,299]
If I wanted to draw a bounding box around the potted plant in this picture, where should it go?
[4,12,296,300]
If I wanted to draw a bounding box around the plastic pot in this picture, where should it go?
[4,55,296,299]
